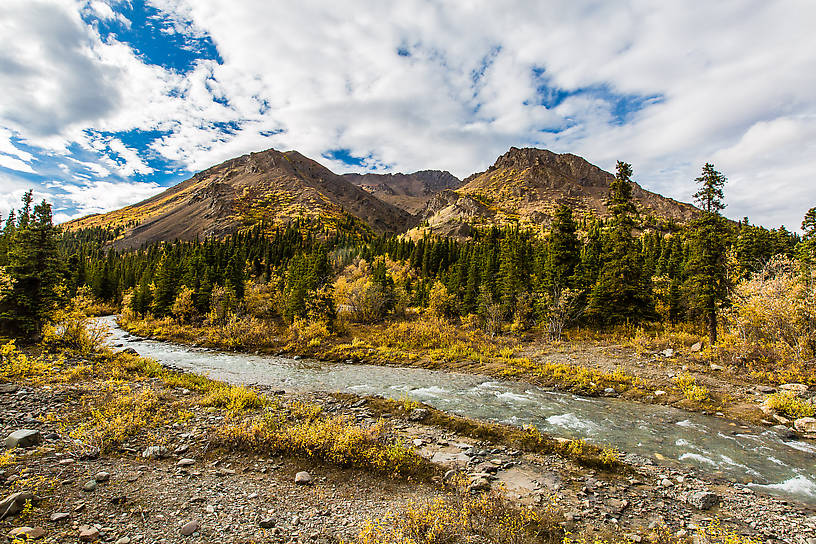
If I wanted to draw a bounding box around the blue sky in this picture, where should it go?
[1,0,815,229]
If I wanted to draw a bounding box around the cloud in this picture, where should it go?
[0,0,814,229]
[56,179,163,218]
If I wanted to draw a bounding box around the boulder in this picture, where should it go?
[771,424,798,439]
[294,471,312,485]
[779,383,809,397]
[794,417,816,434]
[0,491,35,519]
[687,490,719,510]
[120,348,138,356]
[5,429,42,449]
[141,445,169,459]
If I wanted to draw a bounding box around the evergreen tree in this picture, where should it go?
[686,163,729,345]
[0,194,62,338]
[544,205,580,292]
[586,162,654,325]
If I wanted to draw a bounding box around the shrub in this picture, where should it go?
[765,391,815,419]
[672,372,710,402]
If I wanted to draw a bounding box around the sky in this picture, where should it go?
[0,0,814,230]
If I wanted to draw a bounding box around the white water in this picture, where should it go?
[99,316,816,505]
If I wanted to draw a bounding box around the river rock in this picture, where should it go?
[259,517,276,529]
[709,364,724,371]
[141,445,169,459]
[661,349,675,357]
[120,348,138,356]
[771,425,798,439]
[49,512,69,522]
[0,491,35,519]
[78,525,100,541]
[794,417,816,434]
[83,480,97,492]
[94,471,110,483]
[779,383,809,396]
[408,408,429,421]
[180,520,200,536]
[294,471,312,485]
[7,526,45,540]
[5,429,42,449]
[687,490,719,510]
[690,342,703,353]
[177,458,196,467]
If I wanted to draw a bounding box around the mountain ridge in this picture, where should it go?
[65,146,699,247]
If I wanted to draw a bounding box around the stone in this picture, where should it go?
[661,348,675,357]
[177,458,196,467]
[408,408,429,422]
[115,538,131,544]
[83,481,97,492]
[294,471,312,485]
[654,390,667,397]
[141,445,169,459]
[660,478,673,488]
[604,387,616,395]
[779,383,809,396]
[7,526,45,540]
[0,383,20,394]
[687,491,719,510]
[442,469,458,484]
[690,342,703,353]
[49,512,69,522]
[5,429,42,449]
[180,520,200,536]
[94,471,110,483]
[412,439,424,448]
[709,364,724,371]
[259,518,276,529]
[0,491,35,519]
[78,525,100,542]
[794,417,816,434]
[756,385,776,394]
[468,476,490,493]
[120,348,138,356]
[771,425,798,439]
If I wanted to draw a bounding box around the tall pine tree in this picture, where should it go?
[686,163,729,345]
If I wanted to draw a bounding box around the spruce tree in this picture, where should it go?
[586,161,654,325]
[686,163,729,345]
[0,195,62,338]
[545,205,580,292]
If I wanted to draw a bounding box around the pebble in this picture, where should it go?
[49,512,69,522]
[94,471,110,483]
[141,445,169,459]
[83,480,97,492]
[177,458,196,467]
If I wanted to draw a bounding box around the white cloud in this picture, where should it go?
[57,179,163,218]
[0,0,814,229]
[0,154,37,174]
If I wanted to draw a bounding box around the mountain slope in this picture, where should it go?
[414,147,698,237]
[343,170,461,214]
[65,148,416,249]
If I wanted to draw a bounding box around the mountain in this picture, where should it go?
[343,170,461,214]
[413,147,698,237]
[65,146,700,248]
[65,148,416,249]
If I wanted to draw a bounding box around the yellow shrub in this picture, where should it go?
[201,385,264,415]
[673,372,710,402]
[765,391,815,419]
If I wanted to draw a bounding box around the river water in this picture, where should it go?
[99,316,816,504]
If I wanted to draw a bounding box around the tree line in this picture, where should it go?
[1,163,812,344]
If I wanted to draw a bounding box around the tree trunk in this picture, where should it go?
[708,308,717,346]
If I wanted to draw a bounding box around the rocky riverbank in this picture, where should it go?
[1,345,815,543]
